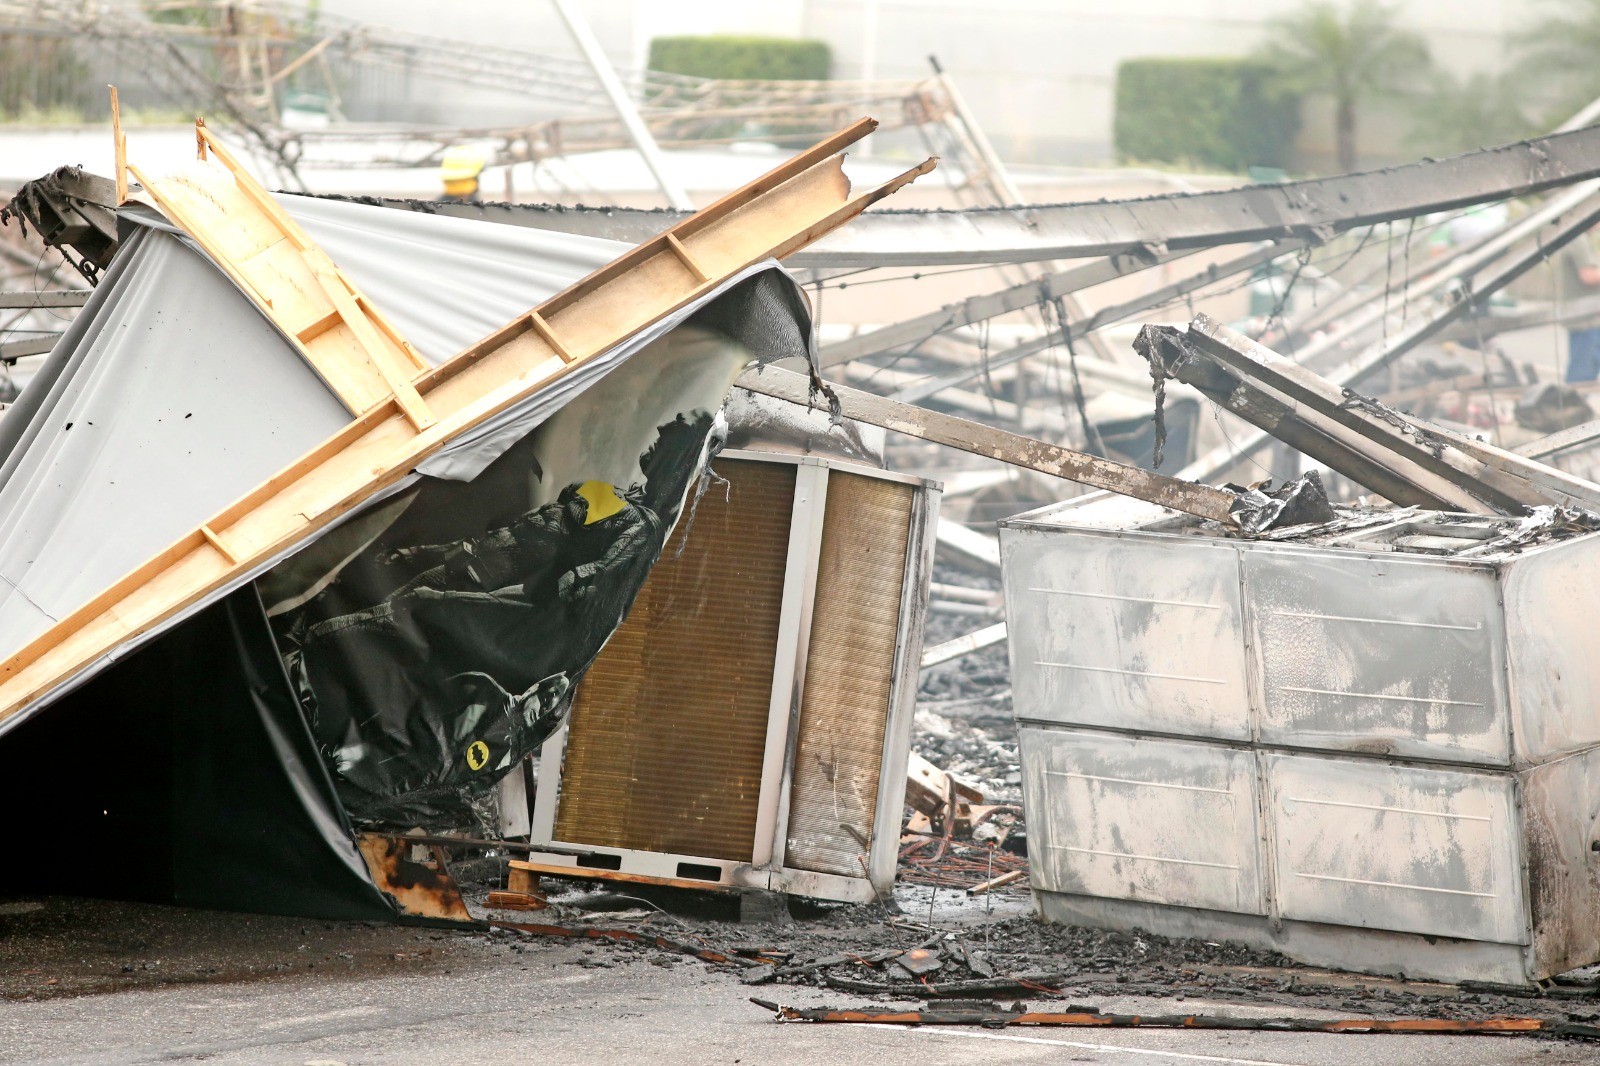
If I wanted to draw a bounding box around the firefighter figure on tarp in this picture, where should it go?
[278,412,718,829]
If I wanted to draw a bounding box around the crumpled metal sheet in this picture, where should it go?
[1227,471,1339,534]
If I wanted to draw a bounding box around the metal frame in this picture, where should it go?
[523,449,939,903]
[407,125,1600,268]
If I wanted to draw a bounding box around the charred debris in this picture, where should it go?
[8,47,1600,1048]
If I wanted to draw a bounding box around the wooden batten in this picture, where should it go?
[0,118,934,725]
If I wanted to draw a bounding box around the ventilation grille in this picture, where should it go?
[784,472,914,877]
[554,458,796,861]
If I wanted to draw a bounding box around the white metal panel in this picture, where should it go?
[1002,528,1251,740]
[1019,726,1265,915]
[1266,753,1527,945]
[1502,532,1600,763]
[1244,551,1509,763]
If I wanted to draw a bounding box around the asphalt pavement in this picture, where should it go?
[3,932,1592,1066]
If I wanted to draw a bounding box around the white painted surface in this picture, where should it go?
[1244,550,1510,764]
[1003,527,1252,740]
[1265,753,1527,945]
[1020,726,1265,916]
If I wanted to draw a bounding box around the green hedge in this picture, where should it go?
[648,36,831,82]
[1114,58,1300,173]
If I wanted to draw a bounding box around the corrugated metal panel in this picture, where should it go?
[1266,753,1527,944]
[1019,726,1265,915]
[785,472,913,876]
[1245,552,1509,763]
[1003,527,1251,740]
[554,458,796,861]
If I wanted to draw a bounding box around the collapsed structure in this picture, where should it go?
[6,55,1600,1007]
[0,116,935,919]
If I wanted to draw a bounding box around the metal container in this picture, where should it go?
[1002,495,1600,983]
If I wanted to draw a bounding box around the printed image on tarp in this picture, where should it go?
[259,327,750,830]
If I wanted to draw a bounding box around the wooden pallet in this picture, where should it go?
[0,114,932,725]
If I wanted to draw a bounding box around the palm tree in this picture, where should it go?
[1256,0,1431,173]
[1515,0,1600,124]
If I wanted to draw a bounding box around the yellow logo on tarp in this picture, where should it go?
[576,480,627,525]
[465,741,490,772]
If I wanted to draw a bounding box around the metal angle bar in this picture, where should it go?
[1177,186,1600,485]
[889,240,1305,404]
[1337,197,1600,387]
[732,366,1238,524]
[0,120,934,728]
[409,125,1600,267]
[752,1001,1600,1037]
[550,0,694,212]
[1436,294,1600,344]
[1142,327,1464,509]
[0,291,91,308]
[1183,316,1575,512]
[0,337,58,360]
[919,621,1007,670]
[1516,415,1600,460]
[819,245,1194,368]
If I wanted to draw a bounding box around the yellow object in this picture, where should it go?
[440,144,488,197]
[576,480,627,525]
[440,144,488,180]
[465,740,490,772]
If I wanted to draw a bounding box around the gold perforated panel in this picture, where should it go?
[784,471,914,876]
[554,458,796,861]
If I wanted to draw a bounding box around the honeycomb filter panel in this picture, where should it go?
[784,471,913,876]
[554,458,797,861]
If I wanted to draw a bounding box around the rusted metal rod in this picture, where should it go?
[734,366,1237,524]
[752,1000,1600,1038]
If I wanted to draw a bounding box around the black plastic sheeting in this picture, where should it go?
[0,587,394,921]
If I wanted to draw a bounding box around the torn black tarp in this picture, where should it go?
[263,327,749,830]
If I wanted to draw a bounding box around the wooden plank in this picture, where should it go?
[309,266,436,431]
[527,311,575,362]
[508,858,734,895]
[0,120,933,725]
[130,126,445,423]
[199,525,237,565]
[110,85,126,206]
[665,233,710,283]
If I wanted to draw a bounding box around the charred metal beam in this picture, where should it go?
[734,365,1238,524]
[890,240,1304,404]
[1516,416,1600,460]
[1437,295,1600,345]
[346,126,1600,265]
[1136,325,1459,509]
[0,291,92,309]
[0,337,59,361]
[1178,185,1600,484]
[1169,315,1600,513]
[0,166,119,281]
[819,245,1193,367]
[920,622,1007,670]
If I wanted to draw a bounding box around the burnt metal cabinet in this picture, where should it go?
[519,450,939,903]
[1003,495,1600,984]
